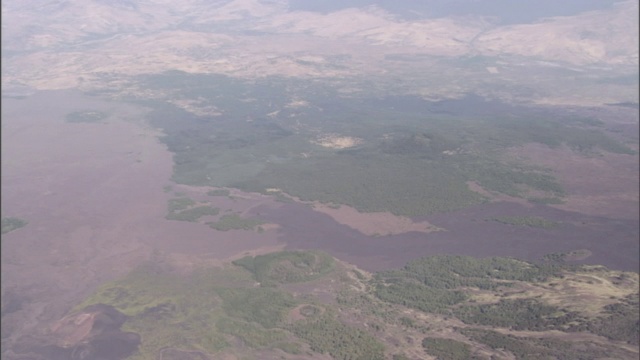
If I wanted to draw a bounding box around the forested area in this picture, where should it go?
[421,337,472,360]
[460,328,618,360]
[453,298,581,331]
[66,250,638,360]
[289,314,386,360]
[233,251,335,286]
[138,72,634,217]
[373,255,564,312]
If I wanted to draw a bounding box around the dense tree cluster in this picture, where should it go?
[491,215,559,229]
[233,251,334,286]
[139,71,635,219]
[67,249,638,360]
[461,328,616,360]
[421,337,471,360]
[570,294,640,344]
[453,298,580,331]
[167,205,220,222]
[374,255,564,313]
[218,287,296,328]
[290,314,385,360]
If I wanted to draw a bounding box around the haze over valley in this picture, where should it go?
[1,1,638,359]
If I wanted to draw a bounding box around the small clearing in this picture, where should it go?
[312,134,363,149]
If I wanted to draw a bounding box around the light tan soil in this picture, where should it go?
[311,202,444,236]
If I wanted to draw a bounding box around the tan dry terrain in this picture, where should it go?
[312,202,443,236]
[2,0,638,105]
[312,134,363,149]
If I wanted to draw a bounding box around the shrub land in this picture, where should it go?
[70,250,638,359]
[165,197,220,222]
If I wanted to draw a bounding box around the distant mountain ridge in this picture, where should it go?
[2,0,637,99]
[288,0,621,24]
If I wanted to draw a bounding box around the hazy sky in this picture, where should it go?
[287,0,620,23]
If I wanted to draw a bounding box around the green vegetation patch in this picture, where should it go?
[217,287,297,328]
[65,110,108,123]
[136,73,566,216]
[135,72,636,216]
[299,305,321,317]
[527,196,565,204]
[72,261,268,359]
[237,153,491,216]
[273,192,295,203]
[459,157,565,198]
[374,256,563,313]
[491,216,559,229]
[233,250,335,286]
[167,197,195,212]
[543,249,592,263]
[422,337,471,360]
[461,328,614,360]
[1,217,27,234]
[392,355,411,360]
[208,213,264,231]
[216,317,300,353]
[207,189,230,197]
[489,116,635,155]
[378,255,560,290]
[453,298,581,331]
[398,316,415,328]
[167,205,219,222]
[166,197,219,222]
[571,293,640,344]
[375,280,467,313]
[68,248,639,360]
[289,314,385,360]
[74,263,186,317]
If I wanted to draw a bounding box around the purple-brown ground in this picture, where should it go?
[1,91,638,354]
